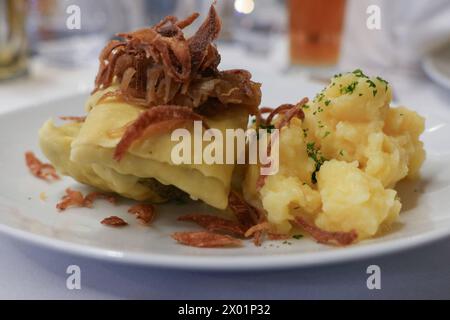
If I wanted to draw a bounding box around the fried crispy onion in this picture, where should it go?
[101,216,128,227]
[25,151,60,181]
[178,214,246,237]
[59,116,86,123]
[84,192,118,208]
[228,191,268,246]
[172,231,242,248]
[57,189,117,211]
[113,105,209,161]
[92,5,261,113]
[128,203,155,225]
[294,217,358,246]
[56,188,85,211]
[256,98,308,191]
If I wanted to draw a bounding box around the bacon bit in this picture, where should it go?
[84,192,118,208]
[101,216,128,227]
[59,116,86,123]
[294,217,358,246]
[25,152,60,182]
[128,204,155,225]
[113,105,208,161]
[178,214,245,237]
[172,231,241,248]
[56,188,85,211]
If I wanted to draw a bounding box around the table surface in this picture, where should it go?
[1,48,450,299]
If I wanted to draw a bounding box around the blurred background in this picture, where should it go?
[0,0,449,108]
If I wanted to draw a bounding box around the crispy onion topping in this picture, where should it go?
[101,216,128,227]
[113,105,209,161]
[84,192,118,208]
[256,98,308,191]
[56,189,117,211]
[92,5,261,114]
[56,188,85,211]
[178,214,246,237]
[294,217,358,246]
[59,116,86,123]
[172,231,242,248]
[25,152,60,182]
[228,191,268,246]
[128,204,156,225]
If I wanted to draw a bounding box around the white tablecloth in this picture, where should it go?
[1,51,450,299]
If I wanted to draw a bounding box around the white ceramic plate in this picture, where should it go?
[422,43,450,91]
[1,74,450,271]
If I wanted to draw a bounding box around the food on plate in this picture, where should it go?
[101,216,128,227]
[56,188,117,211]
[128,204,156,225]
[243,70,425,244]
[38,5,261,210]
[25,151,60,181]
[171,231,242,248]
[33,4,426,248]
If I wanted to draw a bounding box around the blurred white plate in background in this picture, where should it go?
[423,43,450,91]
[0,74,449,271]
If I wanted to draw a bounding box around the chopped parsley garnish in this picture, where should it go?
[306,142,326,184]
[324,99,331,106]
[303,104,310,109]
[366,79,376,88]
[293,234,303,240]
[314,92,325,103]
[323,131,331,138]
[333,73,342,78]
[366,79,378,96]
[340,81,358,95]
[303,128,309,138]
[352,69,368,78]
[339,150,344,156]
[376,76,389,91]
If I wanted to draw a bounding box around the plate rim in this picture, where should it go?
[1,92,449,271]
[1,219,449,271]
[422,46,450,91]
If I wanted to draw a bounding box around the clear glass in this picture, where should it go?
[289,0,346,68]
[0,0,28,80]
[28,0,136,67]
[231,0,286,55]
